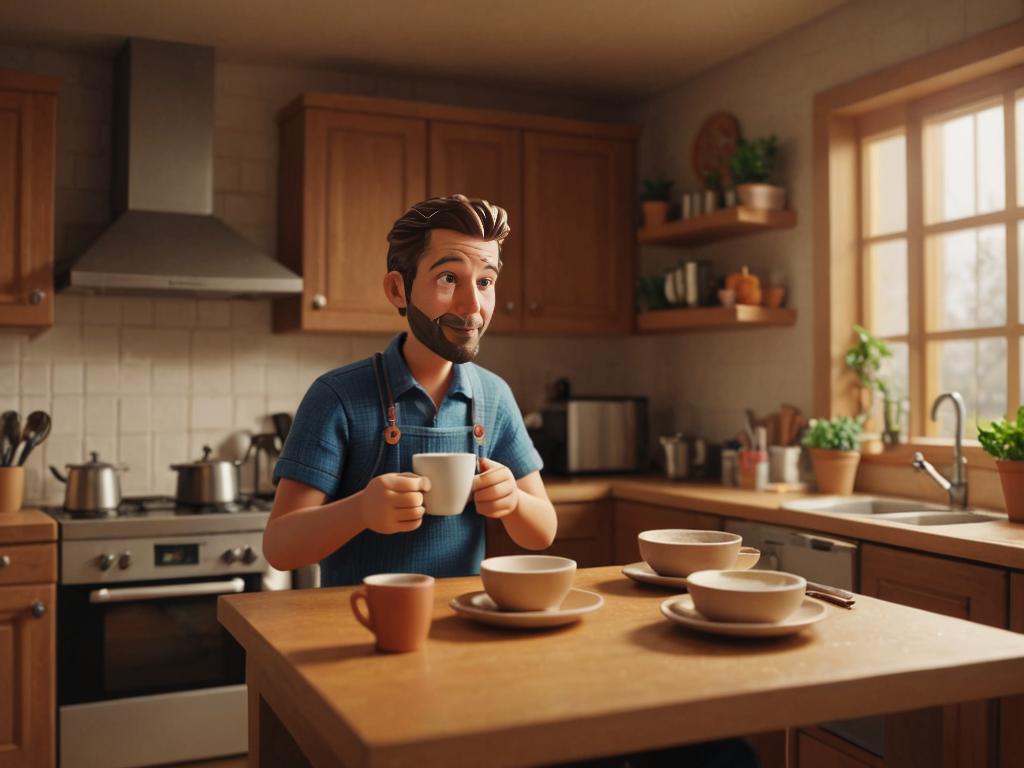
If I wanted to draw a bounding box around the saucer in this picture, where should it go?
[449,588,604,628]
[622,561,689,589]
[660,594,827,638]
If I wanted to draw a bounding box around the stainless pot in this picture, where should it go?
[49,451,124,512]
[659,435,708,481]
[171,446,241,506]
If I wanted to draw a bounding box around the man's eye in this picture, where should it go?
[438,273,456,286]
[478,278,494,289]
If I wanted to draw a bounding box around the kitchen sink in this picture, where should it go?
[782,496,1004,525]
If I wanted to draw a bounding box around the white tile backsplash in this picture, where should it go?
[53,361,84,394]
[20,362,50,393]
[85,363,119,394]
[119,396,151,434]
[84,395,118,435]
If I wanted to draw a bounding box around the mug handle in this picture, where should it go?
[350,589,374,631]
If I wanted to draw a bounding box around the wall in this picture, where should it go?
[631,0,1024,443]
[0,44,645,504]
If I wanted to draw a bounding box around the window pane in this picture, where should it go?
[863,133,906,236]
[927,225,1005,330]
[933,337,1006,438]
[866,240,908,336]
[880,340,909,401]
[925,102,1005,223]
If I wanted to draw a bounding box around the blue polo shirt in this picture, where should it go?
[272,333,543,584]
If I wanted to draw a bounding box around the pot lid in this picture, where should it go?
[65,451,117,470]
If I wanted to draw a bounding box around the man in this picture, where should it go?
[263,195,557,584]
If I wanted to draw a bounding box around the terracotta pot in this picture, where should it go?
[737,183,786,211]
[0,466,25,514]
[995,460,1024,523]
[642,200,670,227]
[809,448,860,496]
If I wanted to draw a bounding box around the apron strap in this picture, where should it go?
[463,364,490,452]
[372,353,401,445]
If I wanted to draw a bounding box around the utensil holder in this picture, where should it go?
[738,450,769,490]
[0,467,25,514]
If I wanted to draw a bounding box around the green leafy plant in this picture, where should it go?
[704,170,723,192]
[978,407,1024,461]
[640,176,674,202]
[728,136,779,185]
[802,416,862,452]
[844,324,892,423]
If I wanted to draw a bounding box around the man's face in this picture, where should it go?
[404,229,500,363]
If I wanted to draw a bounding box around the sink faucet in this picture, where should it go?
[911,391,968,509]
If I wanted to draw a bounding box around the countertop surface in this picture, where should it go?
[221,565,1024,768]
[0,509,57,544]
[543,475,1024,570]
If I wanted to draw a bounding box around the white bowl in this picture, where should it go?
[637,529,742,577]
[479,555,576,611]
[685,569,807,623]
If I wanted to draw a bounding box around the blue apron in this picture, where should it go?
[319,354,493,587]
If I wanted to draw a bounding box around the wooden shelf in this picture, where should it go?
[637,206,796,247]
[635,305,797,333]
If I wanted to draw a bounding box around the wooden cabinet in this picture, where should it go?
[522,132,634,335]
[791,726,882,768]
[274,94,638,336]
[429,121,523,333]
[612,500,720,564]
[274,109,426,334]
[486,501,613,567]
[0,511,58,768]
[0,71,59,330]
[1002,573,1024,768]
[860,544,1007,768]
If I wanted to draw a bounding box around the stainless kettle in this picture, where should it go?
[170,446,241,506]
[49,451,124,512]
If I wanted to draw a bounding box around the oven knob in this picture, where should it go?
[98,553,116,571]
[222,548,243,564]
[118,551,132,570]
[241,546,259,565]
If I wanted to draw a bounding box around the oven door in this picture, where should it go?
[58,574,256,706]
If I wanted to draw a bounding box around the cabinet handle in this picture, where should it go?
[528,302,540,314]
[0,554,10,568]
[30,289,46,305]
[505,301,516,314]
[312,294,327,310]
[31,601,46,619]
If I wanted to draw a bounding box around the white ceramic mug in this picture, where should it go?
[412,452,477,516]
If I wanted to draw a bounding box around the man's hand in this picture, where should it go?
[358,472,431,534]
[472,457,520,519]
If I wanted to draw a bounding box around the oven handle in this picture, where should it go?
[89,578,247,604]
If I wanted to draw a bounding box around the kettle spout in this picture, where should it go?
[49,466,67,483]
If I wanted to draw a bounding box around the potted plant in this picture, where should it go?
[640,176,674,227]
[844,324,902,444]
[977,408,1024,522]
[728,135,785,210]
[802,416,862,495]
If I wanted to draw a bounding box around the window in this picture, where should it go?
[858,80,1024,438]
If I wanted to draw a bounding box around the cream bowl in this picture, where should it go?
[479,555,576,612]
[637,529,742,577]
[685,569,807,623]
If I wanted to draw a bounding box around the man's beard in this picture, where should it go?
[406,301,485,364]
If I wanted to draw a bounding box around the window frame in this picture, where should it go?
[813,20,1024,468]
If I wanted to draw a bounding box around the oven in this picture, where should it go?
[50,500,272,768]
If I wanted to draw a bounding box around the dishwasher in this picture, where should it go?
[723,520,885,758]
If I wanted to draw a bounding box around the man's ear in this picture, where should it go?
[383,271,408,312]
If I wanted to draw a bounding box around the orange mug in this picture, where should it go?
[350,573,435,653]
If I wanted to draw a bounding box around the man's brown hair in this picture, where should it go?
[386,194,510,316]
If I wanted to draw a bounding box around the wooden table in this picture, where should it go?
[219,566,1024,767]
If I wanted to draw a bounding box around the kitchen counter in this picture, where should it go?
[221,565,1024,768]
[0,509,58,544]
[543,475,1024,570]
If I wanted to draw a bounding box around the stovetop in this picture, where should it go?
[45,495,273,540]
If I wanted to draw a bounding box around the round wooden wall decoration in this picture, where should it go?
[692,112,741,189]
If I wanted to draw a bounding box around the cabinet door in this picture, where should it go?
[792,727,882,768]
[276,110,426,333]
[0,87,57,329]
[429,122,523,333]
[486,501,612,567]
[1002,573,1024,767]
[522,132,634,334]
[612,500,720,565]
[860,544,1006,768]
[0,583,55,768]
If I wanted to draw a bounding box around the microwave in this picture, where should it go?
[530,396,648,475]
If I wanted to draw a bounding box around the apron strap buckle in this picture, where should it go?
[473,423,486,446]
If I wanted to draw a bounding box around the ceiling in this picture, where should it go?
[1,0,847,101]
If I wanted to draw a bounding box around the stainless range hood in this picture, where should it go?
[62,38,302,298]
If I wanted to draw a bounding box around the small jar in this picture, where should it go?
[720,449,739,487]
[738,450,769,490]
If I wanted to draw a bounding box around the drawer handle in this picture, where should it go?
[0,555,9,568]
[30,289,46,305]
[32,601,46,619]
[312,293,327,310]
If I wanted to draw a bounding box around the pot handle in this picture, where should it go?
[49,466,67,483]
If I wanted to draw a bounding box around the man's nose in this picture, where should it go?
[453,280,481,315]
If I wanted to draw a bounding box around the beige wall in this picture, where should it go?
[0,44,641,503]
[630,0,1024,443]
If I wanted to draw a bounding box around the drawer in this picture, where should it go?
[0,542,57,585]
[555,501,612,540]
